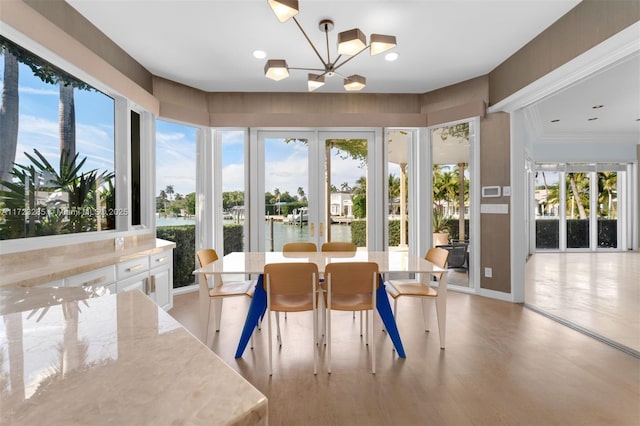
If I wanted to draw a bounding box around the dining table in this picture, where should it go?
[192,250,447,359]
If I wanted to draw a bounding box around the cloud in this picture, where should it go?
[19,85,58,96]
[221,130,244,145]
[222,163,244,192]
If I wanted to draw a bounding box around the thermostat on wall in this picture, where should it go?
[481,186,501,198]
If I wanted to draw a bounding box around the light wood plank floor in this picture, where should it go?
[169,289,639,426]
[525,252,640,354]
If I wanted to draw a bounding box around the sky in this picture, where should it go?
[2,52,401,200]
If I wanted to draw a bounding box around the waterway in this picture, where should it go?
[156,216,352,251]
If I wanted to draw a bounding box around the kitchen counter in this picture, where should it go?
[1,237,176,288]
[0,288,268,425]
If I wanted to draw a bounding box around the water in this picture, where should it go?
[156,216,352,251]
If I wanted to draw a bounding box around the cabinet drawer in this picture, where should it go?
[117,257,149,280]
[66,266,116,288]
[150,251,172,268]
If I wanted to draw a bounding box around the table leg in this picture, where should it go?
[376,276,406,358]
[235,275,267,358]
[435,274,447,349]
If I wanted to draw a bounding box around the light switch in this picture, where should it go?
[503,186,511,197]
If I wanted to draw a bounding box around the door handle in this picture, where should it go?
[310,222,314,237]
[319,222,324,237]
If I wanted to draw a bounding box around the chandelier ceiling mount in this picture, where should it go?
[264,0,397,92]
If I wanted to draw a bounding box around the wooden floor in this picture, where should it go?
[525,252,640,354]
[168,289,639,426]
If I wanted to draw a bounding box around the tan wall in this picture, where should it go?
[489,0,640,105]
[479,112,511,293]
[638,144,640,250]
[149,82,428,127]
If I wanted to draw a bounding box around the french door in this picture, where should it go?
[533,162,631,251]
[250,129,380,252]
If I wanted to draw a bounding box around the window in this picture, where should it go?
[155,119,196,288]
[0,35,115,240]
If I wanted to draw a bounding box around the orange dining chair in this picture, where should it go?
[385,247,449,347]
[281,242,316,320]
[264,262,320,375]
[196,249,255,344]
[321,241,357,252]
[321,241,363,330]
[324,261,379,374]
[282,241,318,252]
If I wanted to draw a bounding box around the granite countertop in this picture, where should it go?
[2,238,176,288]
[0,288,268,425]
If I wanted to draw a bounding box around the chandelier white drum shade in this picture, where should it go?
[265,0,397,92]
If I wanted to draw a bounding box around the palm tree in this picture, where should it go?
[297,186,306,201]
[159,190,167,214]
[0,43,19,184]
[164,185,174,202]
[59,82,76,165]
[388,174,400,200]
[598,172,617,218]
[567,172,588,219]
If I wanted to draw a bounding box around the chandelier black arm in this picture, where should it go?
[332,45,370,72]
[292,16,328,68]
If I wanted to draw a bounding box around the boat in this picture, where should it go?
[290,207,308,223]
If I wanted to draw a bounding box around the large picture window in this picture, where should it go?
[0,36,115,240]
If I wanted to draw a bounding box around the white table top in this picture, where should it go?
[193,250,446,275]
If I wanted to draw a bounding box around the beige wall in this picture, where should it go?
[489,0,640,105]
[479,113,511,293]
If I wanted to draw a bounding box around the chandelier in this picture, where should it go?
[264,0,397,92]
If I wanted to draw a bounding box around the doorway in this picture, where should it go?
[252,129,378,252]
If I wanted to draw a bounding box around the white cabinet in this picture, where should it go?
[35,249,173,310]
[148,250,173,310]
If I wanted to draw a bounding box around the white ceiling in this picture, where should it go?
[65,0,639,142]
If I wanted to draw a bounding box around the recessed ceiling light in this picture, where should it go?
[385,52,399,62]
[587,117,598,121]
[253,50,266,59]
[550,119,560,123]
[592,104,604,109]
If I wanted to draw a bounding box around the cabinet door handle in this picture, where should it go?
[155,257,167,263]
[82,276,106,287]
[150,275,156,293]
[144,277,149,294]
[127,264,145,272]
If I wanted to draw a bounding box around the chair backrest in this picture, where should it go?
[321,242,357,252]
[425,247,449,281]
[197,248,219,280]
[282,242,317,252]
[264,263,319,311]
[324,262,379,295]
